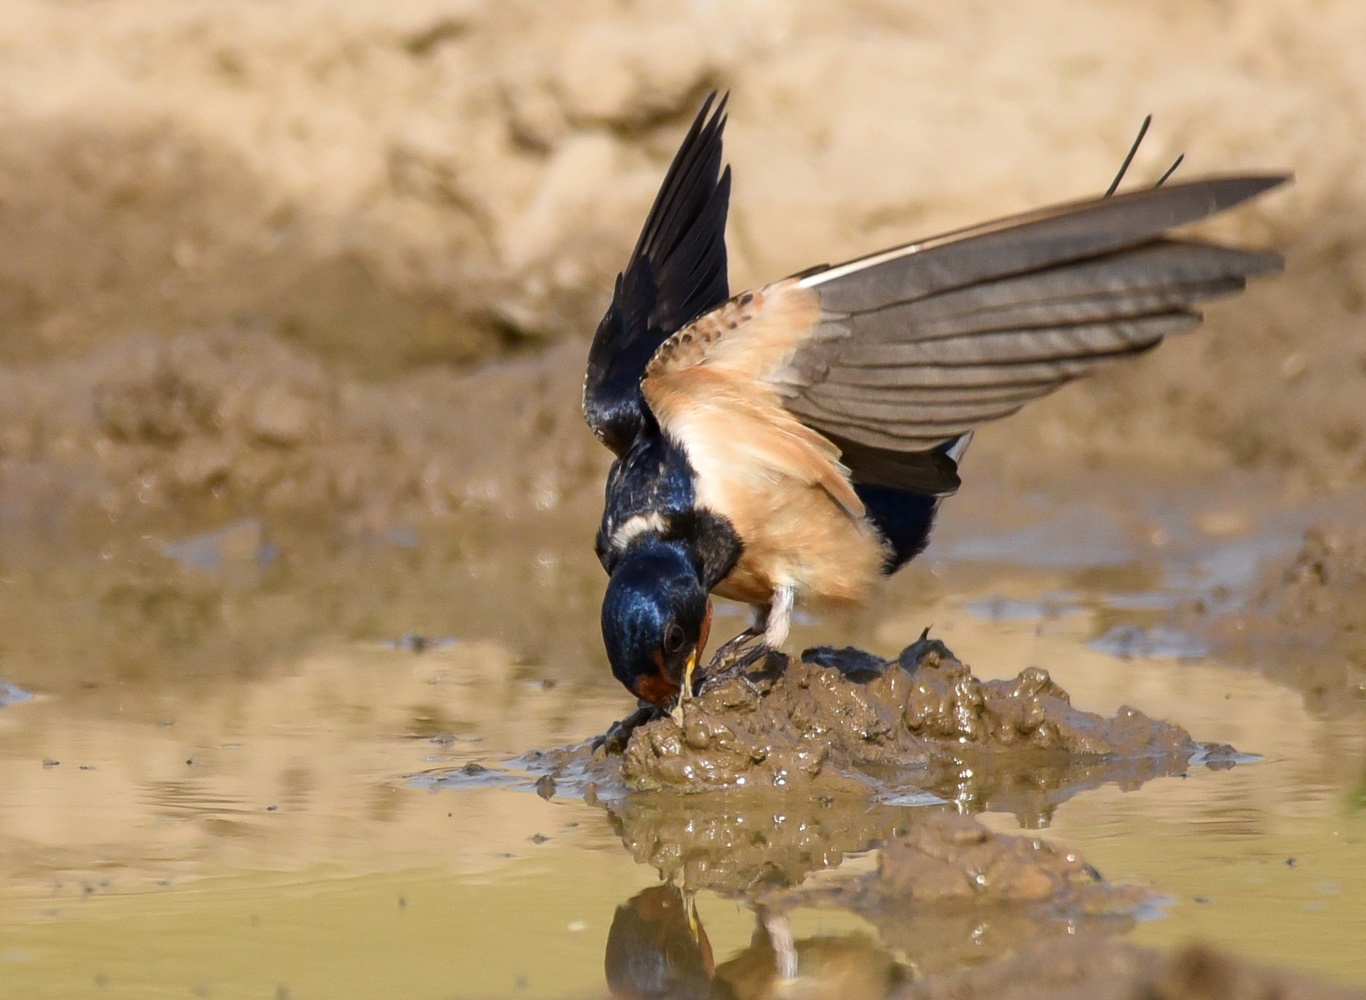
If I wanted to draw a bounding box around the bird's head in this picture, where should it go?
[605,885,714,1000]
[601,543,712,705]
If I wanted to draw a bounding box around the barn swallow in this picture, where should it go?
[583,93,1286,710]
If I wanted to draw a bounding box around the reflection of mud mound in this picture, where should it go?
[602,814,1154,997]
[602,793,924,896]
[540,639,1233,820]
[765,812,1148,977]
[601,817,1363,1000]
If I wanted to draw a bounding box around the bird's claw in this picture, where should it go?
[698,642,769,695]
[896,627,956,674]
[593,703,658,754]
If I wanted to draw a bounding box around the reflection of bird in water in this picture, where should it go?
[713,907,905,1000]
[582,92,1286,716]
[605,885,724,1000]
[605,886,904,1000]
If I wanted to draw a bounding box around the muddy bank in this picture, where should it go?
[0,0,1363,491]
[0,2,1361,717]
[0,325,605,534]
[535,639,1234,806]
[0,326,618,690]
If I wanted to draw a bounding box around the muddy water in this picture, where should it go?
[1,483,1364,999]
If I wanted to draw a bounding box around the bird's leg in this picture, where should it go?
[701,605,767,686]
[763,585,794,648]
[701,586,795,690]
[758,905,798,980]
[593,700,659,753]
[705,606,767,672]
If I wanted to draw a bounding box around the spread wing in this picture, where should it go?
[780,175,1288,456]
[646,174,1287,494]
[582,93,733,455]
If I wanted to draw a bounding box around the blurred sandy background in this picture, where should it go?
[0,0,1359,522]
[0,0,1362,688]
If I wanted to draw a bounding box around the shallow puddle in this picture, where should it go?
[2,484,1365,998]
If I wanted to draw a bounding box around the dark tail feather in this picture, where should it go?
[859,433,971,572]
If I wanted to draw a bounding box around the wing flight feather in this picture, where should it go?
[582,93,733,454]
[641,173,1286,486]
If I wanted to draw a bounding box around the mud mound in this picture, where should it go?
[541,638,1231,805]
[1218,525,1366,711]
[1260,526,1366,637]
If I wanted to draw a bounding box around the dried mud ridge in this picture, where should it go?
[536,636,1238,806]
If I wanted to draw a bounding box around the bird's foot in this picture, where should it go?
[699,642,770,694]
[592,702,659,754]
[896,626,956,674]
[759,907,798,980]
[705,624,764,671]
[704,633,759,674]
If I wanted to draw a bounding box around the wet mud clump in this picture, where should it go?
[1270,526,1366,634]
[542,638,1232,807]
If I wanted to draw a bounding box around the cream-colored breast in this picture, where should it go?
[706,478,888,608]
[645,370,887,607]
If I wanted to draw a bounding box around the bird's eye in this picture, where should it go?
[663,623,686,655]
